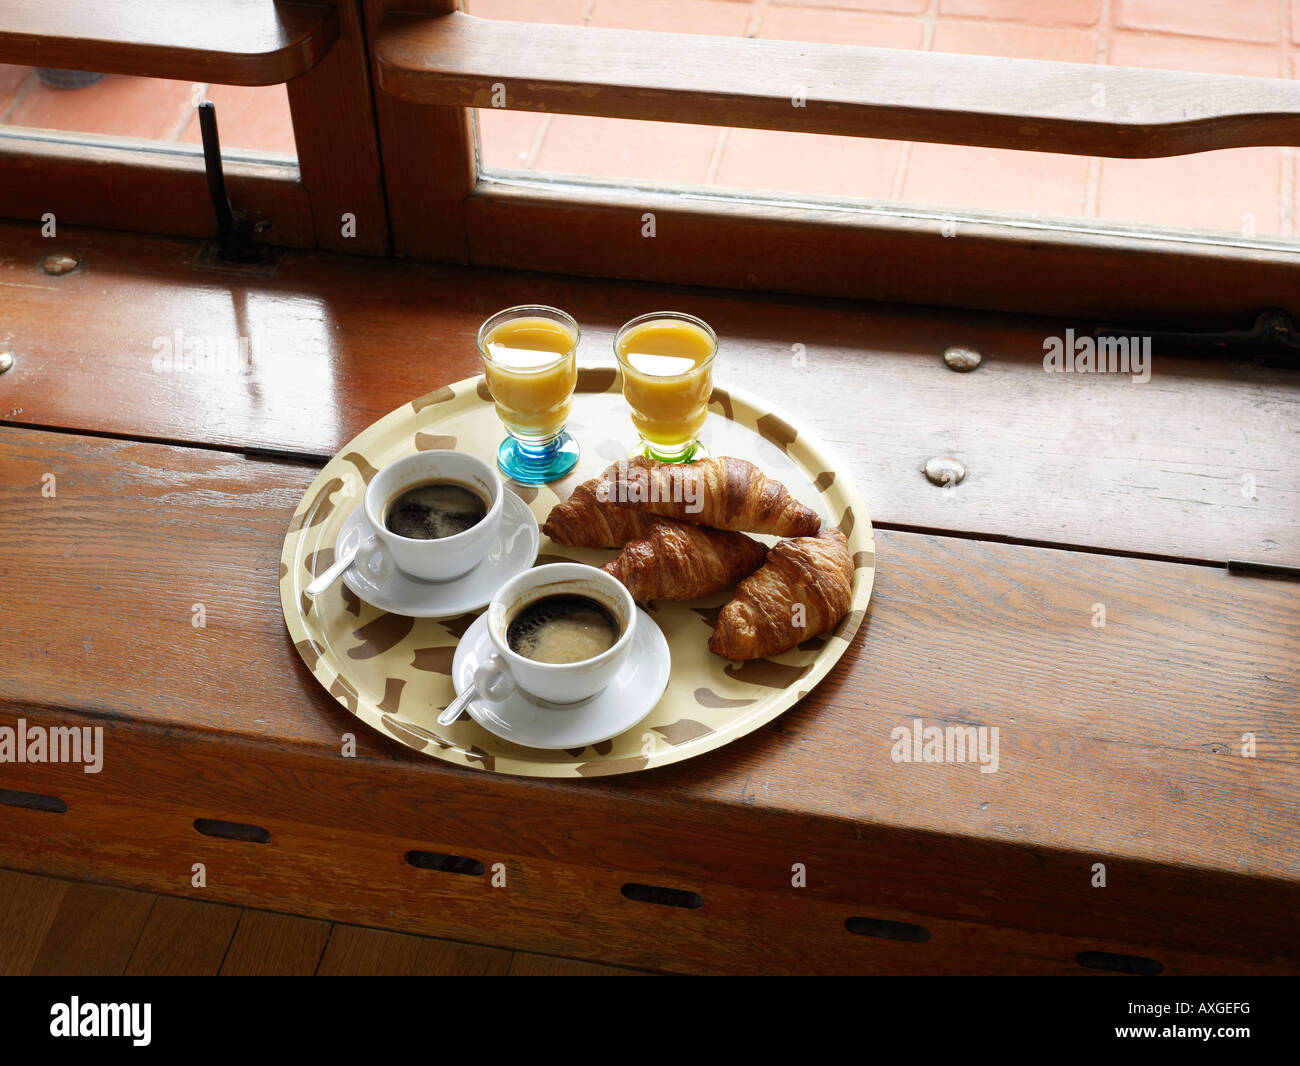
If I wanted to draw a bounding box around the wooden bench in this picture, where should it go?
[0,220,1296,974]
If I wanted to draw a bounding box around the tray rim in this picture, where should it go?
[278,370,876,778]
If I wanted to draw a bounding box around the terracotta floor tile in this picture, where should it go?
[719,4,919,199]
[1109,30,1280,76]
[586,0,753,35]
[1098,148,1282,235]
[533,115,720,183]
[712,128,904,199]
[1105,30,1283,239]
[477,107,547,169]
[938,0,1102,28]
[931,17,1097,62]
[1293,148,1299,235]
[1115,0,1281,44]
[176,84,296,155]
[771,0,927,15]
[757,6,926,47]
[900,143,1091,218]
[464,0,591,22]
[5,74,195,141]
[0,64,32,118]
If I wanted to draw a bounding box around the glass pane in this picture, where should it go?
[468,0,1296,241]
[0,64,296,160]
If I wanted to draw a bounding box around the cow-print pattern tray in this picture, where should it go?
[279,370,875,777]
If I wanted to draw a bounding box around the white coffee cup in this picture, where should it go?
[359,451,503,582]
[474,563,637,707]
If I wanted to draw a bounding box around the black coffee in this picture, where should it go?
[384,479,489,540]
[506,594,621,664]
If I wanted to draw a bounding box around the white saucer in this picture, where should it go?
[451,609,670,750]
[335,490,539,618]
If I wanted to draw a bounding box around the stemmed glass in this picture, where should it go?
[477,305,581,484]
[613,311,717,463]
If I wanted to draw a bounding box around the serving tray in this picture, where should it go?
[279,368,875,778]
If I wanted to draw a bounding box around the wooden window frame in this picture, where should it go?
[4,0,1299,322]
[0,0,389,255]
[372,4,1300,323]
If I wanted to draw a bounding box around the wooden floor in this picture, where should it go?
[0,867,658,976]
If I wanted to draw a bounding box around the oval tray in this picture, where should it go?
[279,369,875,778]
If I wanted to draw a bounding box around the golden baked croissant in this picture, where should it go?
[603,520,768,601]
[709,529,853,660]
[542,474,663,548]
[592,456,821,537]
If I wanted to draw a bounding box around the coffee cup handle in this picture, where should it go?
[473,654,516,705]
[355,535,393,582]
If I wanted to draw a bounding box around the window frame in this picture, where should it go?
[0,0,388,255]
[4,0,1298,324]
[370,4,1300,323]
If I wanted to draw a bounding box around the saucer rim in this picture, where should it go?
[335,489,539,619]
[451,608,671,751]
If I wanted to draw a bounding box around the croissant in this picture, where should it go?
[591,456,821,537]
[709,529,853,660]
[542,474,664,548]
[603,521,768,601]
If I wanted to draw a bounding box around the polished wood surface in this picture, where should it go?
[0,223,1296,974]
[2,423,1295,877]
[0,420,1296,972]
[0,0,340,86]
[0,222,1293,567]
[377,11,1300,157]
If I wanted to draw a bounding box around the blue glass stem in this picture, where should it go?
[497,430,580,484]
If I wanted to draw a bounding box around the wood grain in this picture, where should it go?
[0,868,71,976]
[508,952,654,976]
[123,895,243,976]
[0,426,1296,974]
[464,180,1300,325]
[27,883,156,976]
[364,0,475,262]
[2,429,1296,775]
[376,11,1300,157]
[0,0,339,85]
[0,222,1294,566]
[1,795,1293,975]
[0,868,635,976]
[317,924,512,975]
[286,0,389,255]
[219,910,331,975]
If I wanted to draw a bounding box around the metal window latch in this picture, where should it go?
[1094,309,1300,369]
[195,101,275,267]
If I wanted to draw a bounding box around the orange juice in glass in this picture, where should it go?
[477,305,581,484]
[614,312,717,462]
